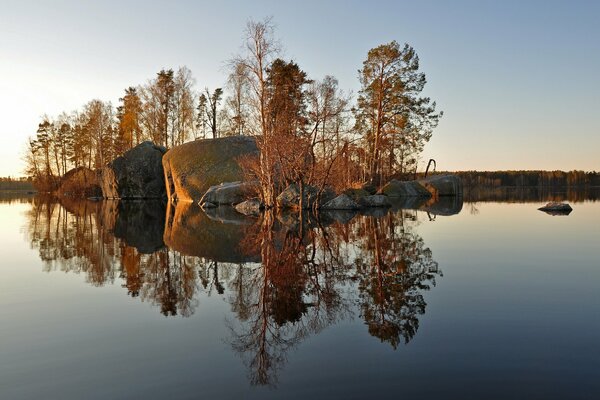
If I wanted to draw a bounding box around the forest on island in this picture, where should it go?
[23,18,441,197]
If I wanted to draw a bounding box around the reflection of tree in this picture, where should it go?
[229,211,352,386]
[354,211,440,348]
[24,197,201,317]
[24,197,442,385]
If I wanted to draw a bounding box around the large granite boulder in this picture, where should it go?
[57,167,102,198]
[379,179,432,197]
[199,181,259,206]
[162,136,259,203]
[321,194,361,210]
[419,175,463,197]
[276,183,336,210]
[100,141,167,199]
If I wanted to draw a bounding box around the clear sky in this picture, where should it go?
[1,0,599,177]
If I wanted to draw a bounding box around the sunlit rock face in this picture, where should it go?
[57,167,102,198]
[163,202,260,263]
[101,141,167,199]
[162,136,259,203]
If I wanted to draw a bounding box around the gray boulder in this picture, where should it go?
[538,202,572,215]
[276,183,336,210]
[199,181,258,206]
[419,175,463,197]
[235,198,263,216]
[101,141,167,199]
[359,194,392,208]
[321,194,362,210]
[379,179,432,198]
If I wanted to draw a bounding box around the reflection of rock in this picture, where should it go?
[359,194,391,208]
[419,175,463,197]
[321,194,361,210]
[380,179,431,197]
[112,200,166,253]
[235,198,263,216]
[101,141,167,199]
[357,207,389,218]
[319,210,358,224]
[200,181,259,205]
[57,167,102,198]
[420,195,463,216]
[162,136,259,203]
[164,202,259,263]
[203,206,255,225]
[387,195,463,216]
[389,196,430,211]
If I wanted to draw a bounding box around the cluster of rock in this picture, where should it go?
[54,136,463,218]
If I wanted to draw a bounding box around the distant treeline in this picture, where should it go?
[0,177,34,191]
[445,170,600,188]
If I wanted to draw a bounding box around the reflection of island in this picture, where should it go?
[25,197,442,386]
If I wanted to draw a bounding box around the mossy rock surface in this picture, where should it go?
[162,136,258,203]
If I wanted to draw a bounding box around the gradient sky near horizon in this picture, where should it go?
[1,0,599,177]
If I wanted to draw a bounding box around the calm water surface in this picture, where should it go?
[0,193,598,399]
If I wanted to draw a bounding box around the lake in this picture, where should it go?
[0,191,598,399]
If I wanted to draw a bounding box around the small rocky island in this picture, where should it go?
[54,136,463,217]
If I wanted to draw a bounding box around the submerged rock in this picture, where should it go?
[321,194,362,210]
[235,198,263,216]
[101,141,167,199]
[200,181,258,206]
[162,136,259,203]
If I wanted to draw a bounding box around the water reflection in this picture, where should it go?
[25,196,443,386]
